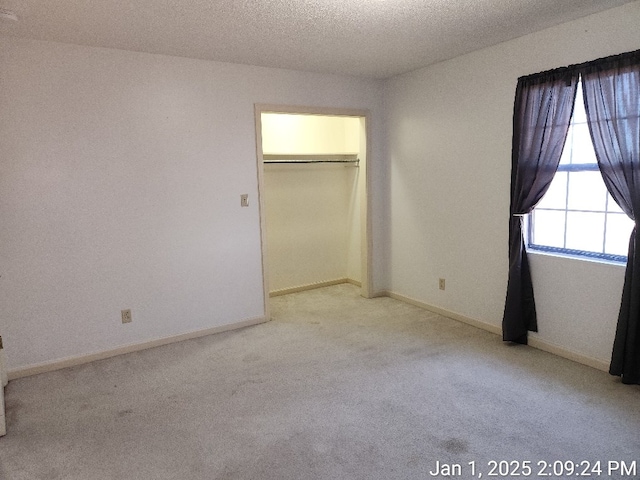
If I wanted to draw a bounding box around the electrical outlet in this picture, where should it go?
[240,194,249,207]
[439,278,446,291]
[121,309,132,324]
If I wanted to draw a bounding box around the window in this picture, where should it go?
[527,78,634,262]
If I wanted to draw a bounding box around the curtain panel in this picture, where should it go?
[581,51,640,384]
[503,72,577,344]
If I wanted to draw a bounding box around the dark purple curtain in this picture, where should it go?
[503,72,577,344]
[581,52,640,384]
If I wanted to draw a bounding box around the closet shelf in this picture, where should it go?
[263,154,359,165]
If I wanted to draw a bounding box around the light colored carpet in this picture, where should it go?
[1,284,639,479]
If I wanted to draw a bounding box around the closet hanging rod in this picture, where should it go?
[264,160,359,164]
[263,154,359,165]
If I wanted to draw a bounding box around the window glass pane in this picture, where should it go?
[607,193,625,213]
[573,87,587,124]
[569,123,597,164]
[566,171,607,211]
[559,130,572,165]
[565,212,605,252]
[531,210,565,248]
[605,213,634,256]
[536,172,567,210]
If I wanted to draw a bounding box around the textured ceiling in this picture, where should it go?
[0,0,636,78]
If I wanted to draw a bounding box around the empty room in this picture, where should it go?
[1,1,640,479]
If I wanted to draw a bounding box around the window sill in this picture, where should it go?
[527,248,627,268]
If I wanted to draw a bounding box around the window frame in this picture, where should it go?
[525,78,631,264]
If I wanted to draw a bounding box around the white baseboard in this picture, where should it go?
[0,393,5,436]
[8,316,269,381]
[269,278,359,297]
[381,290,609,373]
[0,339,7,387]
[382,291,502,335]
[0,337,5,436]
[527,336,609,372]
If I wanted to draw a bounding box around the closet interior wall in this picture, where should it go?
[261,114,363,295]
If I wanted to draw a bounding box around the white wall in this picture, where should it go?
[261,114,360,155]
[262,114,361,292]
[264,164,359,291]
[383,1,640,366]
[0,37,383,372]
[346,119,366,283]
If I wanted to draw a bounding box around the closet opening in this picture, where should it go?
[254,105,371,318]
